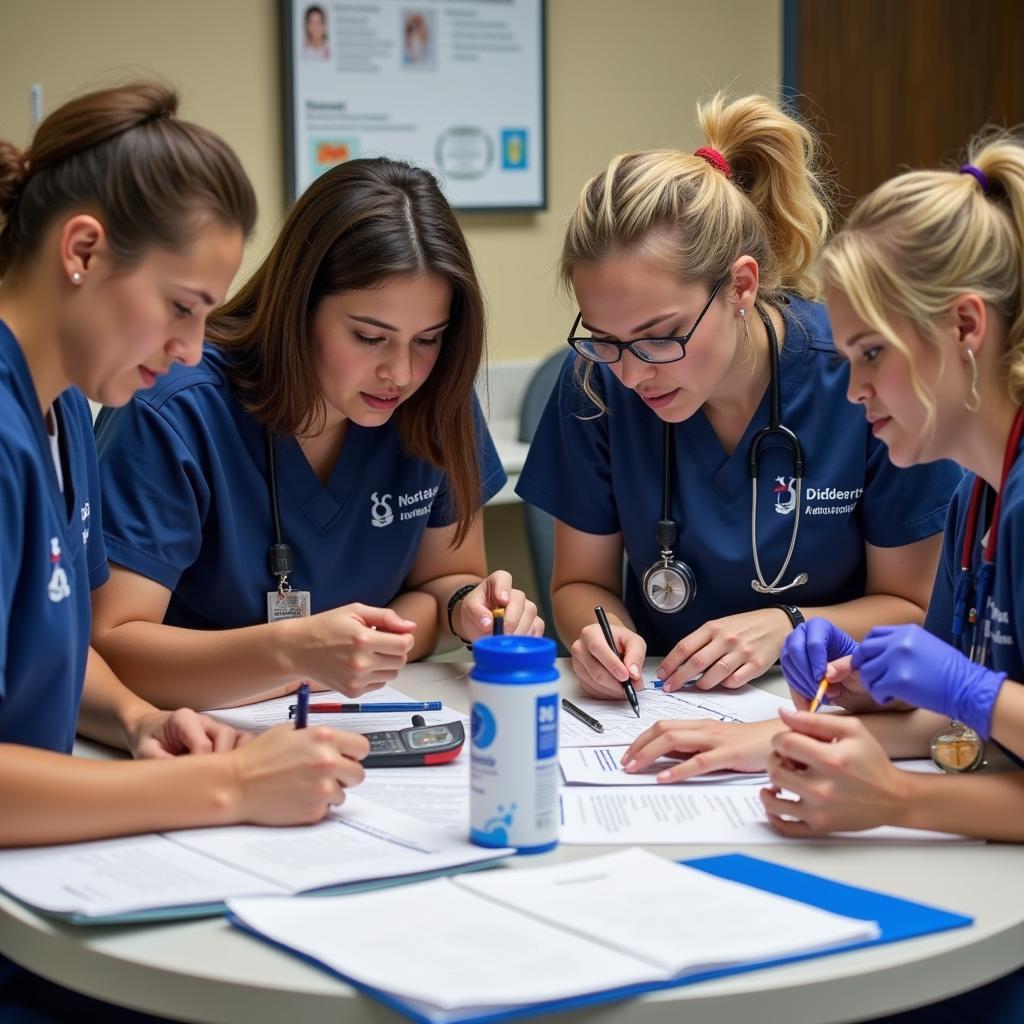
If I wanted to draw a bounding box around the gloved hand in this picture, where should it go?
[852,624,1006,739]
[780,618,859,701]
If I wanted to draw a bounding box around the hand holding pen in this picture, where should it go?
[595,607,641,718]
[570,609,646,708]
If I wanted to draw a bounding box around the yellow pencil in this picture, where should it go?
[808,676,829,714]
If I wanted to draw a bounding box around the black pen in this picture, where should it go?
[561,698,604,734]
[594,606,640,718]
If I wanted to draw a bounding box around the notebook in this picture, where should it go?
[227,848,972,1024]
[0,795,512,924]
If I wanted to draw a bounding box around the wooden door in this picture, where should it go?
[786,0,1024,211]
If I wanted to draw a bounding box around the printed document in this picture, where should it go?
[559,786,973,844]
[559,684,789,746]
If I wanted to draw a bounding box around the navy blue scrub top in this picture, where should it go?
[925,441,1024,683]
[516,296,962,655]
[94,344,506,630]
[0,321,108,754]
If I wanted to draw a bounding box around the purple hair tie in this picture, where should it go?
[960,164,992,194]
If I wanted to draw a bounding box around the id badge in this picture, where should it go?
[267,590,311,622]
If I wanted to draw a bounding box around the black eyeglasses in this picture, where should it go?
[567,277,726,365]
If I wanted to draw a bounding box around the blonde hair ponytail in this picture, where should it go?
[698,94,830,298]
[822,128,1024,410]
[561,91,832,302]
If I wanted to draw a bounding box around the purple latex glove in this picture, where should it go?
[851,624,1006,739]
[780,618,860,701]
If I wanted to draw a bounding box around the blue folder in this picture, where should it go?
[227,852,973,1024]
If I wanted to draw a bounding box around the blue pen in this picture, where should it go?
[288,700,443,717]
[293,682,310,729]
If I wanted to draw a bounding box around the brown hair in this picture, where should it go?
[207,158,485,546]
[0,80,256,276]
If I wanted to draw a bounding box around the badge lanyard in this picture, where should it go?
[951,406,1024,664]
[933,405,1024,773]
[266,433,311,622]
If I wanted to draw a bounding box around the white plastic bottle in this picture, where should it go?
[469,636,560,853]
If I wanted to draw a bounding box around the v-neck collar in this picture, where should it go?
[227,386,372,532]
[0,320,76,529]
[677,300,813,501]
[273,427,371,530]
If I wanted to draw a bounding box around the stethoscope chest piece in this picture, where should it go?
[642,552,696,613]
[930,721,985,773]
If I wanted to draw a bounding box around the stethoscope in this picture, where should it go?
[950,406,1024,664]
[933,405,1024,773]
[641,305,808,614]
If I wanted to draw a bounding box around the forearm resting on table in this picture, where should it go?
[798,593,927,640]
[858,707,947,759]
[899,769,1024,840]
[93,618,302,711]
[0,745,237,846]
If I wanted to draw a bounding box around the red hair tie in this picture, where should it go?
[694,147,731,178]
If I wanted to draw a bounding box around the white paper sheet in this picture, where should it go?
[165,794,497,892]
[230,878,653,1016]
[455,848,878,974]
[0,835,284,916]
[559,684,789,746]
[559,745,769,787]
[559,786,974,845]
[358,757,470,833]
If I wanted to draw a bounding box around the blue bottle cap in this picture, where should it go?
[470,635,558,683]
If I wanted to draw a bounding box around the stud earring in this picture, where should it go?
[738,307,746,318]
[71,272,82,285]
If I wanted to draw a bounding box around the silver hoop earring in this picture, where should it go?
[71,272,82,285]
[964,347,981,412]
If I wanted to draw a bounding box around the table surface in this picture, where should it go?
[2,661,1022,1024]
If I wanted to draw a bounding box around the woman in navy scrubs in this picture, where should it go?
[766,133,1024,839]
[0,82,373,1021]
[517,92,960,705]
[758,130,1024,1024]
[91,158,541,711]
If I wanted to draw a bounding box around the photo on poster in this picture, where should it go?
[282,0,546,210]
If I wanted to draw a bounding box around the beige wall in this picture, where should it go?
[0,0,781,361]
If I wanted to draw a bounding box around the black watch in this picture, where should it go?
[446,583,477,650]
[774,604,805,630]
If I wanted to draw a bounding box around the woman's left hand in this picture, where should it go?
[658,608,792,691]
[458,571,546,641]
[128,708,253,760]
[760,707,911,835]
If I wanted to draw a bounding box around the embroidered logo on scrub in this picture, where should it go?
[47,537,71,603]
[370,492,394,527]
[773,476,797,515]
[369,485,440,527]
